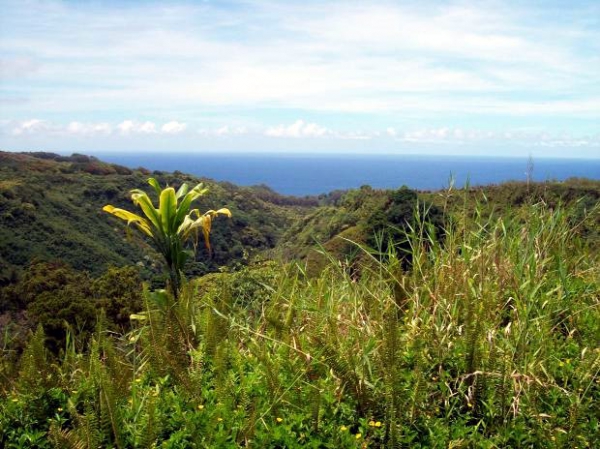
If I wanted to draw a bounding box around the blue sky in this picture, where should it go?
[0,0,599,157]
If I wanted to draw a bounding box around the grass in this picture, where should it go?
[1,192,599,448]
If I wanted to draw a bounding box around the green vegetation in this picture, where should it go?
[0,152,599,447]
[103,178,231,297]
[277,185,444,276]
[0,151,314,283]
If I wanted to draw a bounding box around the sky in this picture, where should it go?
[0,0,599,158]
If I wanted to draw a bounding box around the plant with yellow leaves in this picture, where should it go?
[103,178,231,297]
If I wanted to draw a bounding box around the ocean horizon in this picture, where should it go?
[95,152,600,196]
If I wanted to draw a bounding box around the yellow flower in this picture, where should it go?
[340,425,348,432]
[217,417,223,422]
[57,407,63,412]
[375,421,382,427]
[197,404,204,410]
[276,417,283,423]
[368,420,375,427]
[355,433,362,439]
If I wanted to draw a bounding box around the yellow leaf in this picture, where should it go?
[215,208,232,217]
[103,205,153,237]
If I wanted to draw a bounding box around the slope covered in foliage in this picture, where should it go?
[0,151,599,447]
[0,151,315,284]
[1,188,598,448]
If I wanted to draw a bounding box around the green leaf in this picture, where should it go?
[174,192,197,231]
[131,190,162,231]
[176,183,190,199]
[147,178,162,197]
[159,187,177,234]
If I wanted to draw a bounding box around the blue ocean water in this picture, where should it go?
[95,153,600,196]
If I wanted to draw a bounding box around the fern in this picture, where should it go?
[137,396,160,448]
[18,326,51,392]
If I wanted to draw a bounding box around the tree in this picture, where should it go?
[103,178,231,298]
[366,187,444,267]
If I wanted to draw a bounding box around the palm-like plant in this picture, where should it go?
[103,178,231,298]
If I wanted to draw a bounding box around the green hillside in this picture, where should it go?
[0,151,599,448]
[0,151,315,284]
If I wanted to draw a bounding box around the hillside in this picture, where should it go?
[0,151,316,284]
[2,150,598,284]
[0,151,599,447]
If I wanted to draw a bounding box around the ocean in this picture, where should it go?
[95,153,600,196]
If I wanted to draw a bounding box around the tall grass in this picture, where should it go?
[1,196,598,448]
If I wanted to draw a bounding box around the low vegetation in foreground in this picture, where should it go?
[0,158,599,447]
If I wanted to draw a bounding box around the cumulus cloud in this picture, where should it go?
[395,127,600,148]
[117,120,163,134]
[4,119,189,137]
[66,121,112,135]
[197,126,249,137]
[335,130,373,140]
[161,121,187,134]
[215,126,230,136]
[116,120,188,135]
[10,119,51,135]
[399,127,495,143]
[265,120,330,138]
[139,121,158,133]
[5,119,116,136]
[117,120,136,134]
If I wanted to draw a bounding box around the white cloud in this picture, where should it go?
[1,0,599,156]
[5,119,187,137]
[117,120,161,134]
[215,126,230,136]
[212,125,248,136]
[396,127,600,148]
[161,121,187,134]
[66,121,112,135]
[117,120,136,134]
[335,131,372,141]
[2,0,597,121]
[139,121,158,134]
[265,120,330,138]
[5,119,114,136]
[400,127,496,143]
[10,119,50,135]
[66,122,86,134]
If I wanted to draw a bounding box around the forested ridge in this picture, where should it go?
[0,151,316,282]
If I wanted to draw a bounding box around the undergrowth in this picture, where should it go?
[1,195,599,448]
